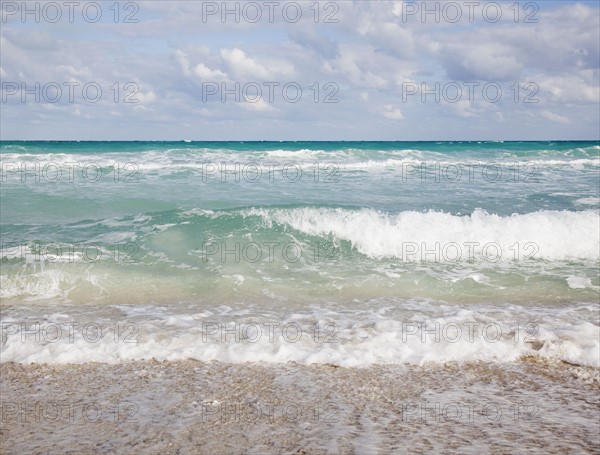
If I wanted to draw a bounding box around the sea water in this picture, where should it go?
[1,141,598,366]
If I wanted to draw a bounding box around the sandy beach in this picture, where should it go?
[1,358,598,454]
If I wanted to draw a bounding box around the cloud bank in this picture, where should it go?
[1,1,598,140]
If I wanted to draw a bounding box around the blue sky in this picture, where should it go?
[1,0,599,140]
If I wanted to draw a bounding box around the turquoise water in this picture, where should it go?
[1,141,599,365]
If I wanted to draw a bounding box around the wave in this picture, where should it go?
[1,303,597,367]
[2,152,598,168]
[2,142,599,177]
[2,207,598,304]
[246,207,600,261]
[3,207,599,263]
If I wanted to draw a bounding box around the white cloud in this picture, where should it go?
[136,90,157,104]
[193,63,227,80]
[241,98,275,112]
[540,110,571,125]
[537,73,600,104]
[220,48,271,79]
[380,105,403,120]
[175,49,192,76]
[446,100,478,119]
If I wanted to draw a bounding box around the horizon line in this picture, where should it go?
[1,139,599,143]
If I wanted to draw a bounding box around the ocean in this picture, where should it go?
[1,140,599,453]
[1,140,599,366]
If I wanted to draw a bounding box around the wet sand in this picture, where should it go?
[1,359,599,454]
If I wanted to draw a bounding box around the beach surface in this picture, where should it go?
[1,358,598,454]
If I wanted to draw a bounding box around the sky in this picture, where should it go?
[1,0,599,140]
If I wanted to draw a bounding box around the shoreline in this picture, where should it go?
[2,358,598,454]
